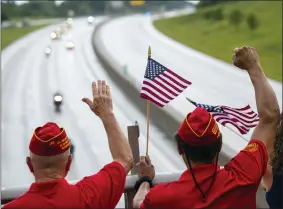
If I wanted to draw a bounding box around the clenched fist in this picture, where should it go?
[137,156,155,180]
[232,46,261,72]
[82,80,113,118]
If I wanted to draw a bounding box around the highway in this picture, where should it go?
[1,16,188,206]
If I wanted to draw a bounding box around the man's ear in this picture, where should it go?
[218,136,223,153]
[26,157,34,173]
[65,155,72,173]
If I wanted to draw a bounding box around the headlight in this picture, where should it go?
[50,32,56,39]
[54,95,63,102]
[45,48,51,54]
[67,18,73,25]
[66,42,74,48]
[88,16,94,23]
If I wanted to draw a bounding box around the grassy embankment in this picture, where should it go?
[1,24,48,49]
[154,1,282,81]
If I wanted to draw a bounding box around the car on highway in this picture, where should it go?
[50,28,62,40]
[66,18,74,28]
[50,32,58,40]
[53,92,63,113]
[61,26,68,34]
[65,41,74,50]
[44,46,51,56]
[87,16,94,25]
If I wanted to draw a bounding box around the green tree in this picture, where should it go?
[212,8,223,21]
[246,13,259,31]
[1,12,9,22]
[229,9,243,27]
[203,8,223,21]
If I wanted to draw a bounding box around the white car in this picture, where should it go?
[66,18,73,27]
[45,47,52,55]
[87,16,94,24]
[66,41,74,49]
[50,32,57,40]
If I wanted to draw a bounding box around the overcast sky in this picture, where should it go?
[15,1,64,5]
[15,1,198,6]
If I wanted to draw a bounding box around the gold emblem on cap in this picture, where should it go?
[185,113,213,137]
[212,123,219,135]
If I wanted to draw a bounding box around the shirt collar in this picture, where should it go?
[28,178,68,193]
[179,163,220,180]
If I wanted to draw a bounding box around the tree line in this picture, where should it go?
[1,1,191,22]
[1,1,106,21]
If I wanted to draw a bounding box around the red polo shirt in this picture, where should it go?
[3,161,126,209]
[140,139,268,209]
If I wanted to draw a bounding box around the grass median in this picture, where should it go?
[1,24,49,49]
[154,1,282,82]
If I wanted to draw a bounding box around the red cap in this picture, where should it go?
[29,122,70,156]
[177,107,221,146]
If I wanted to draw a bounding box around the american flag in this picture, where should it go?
[187,98,259,134]
[140,58,192,107]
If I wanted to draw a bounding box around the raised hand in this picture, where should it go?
[232,45,261,72]
[82,80,113,118]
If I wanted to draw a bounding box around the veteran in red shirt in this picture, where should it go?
[3,80,133,208]
[133,46,280,209]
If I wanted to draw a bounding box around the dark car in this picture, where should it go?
[53,92,63,113]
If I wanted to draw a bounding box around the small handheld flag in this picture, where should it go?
[186,98,259,135]
[140,58,192,107]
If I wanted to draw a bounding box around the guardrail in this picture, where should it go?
[1,18,64,28]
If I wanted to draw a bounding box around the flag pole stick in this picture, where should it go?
[186,97,247,141]
[146,46,151,156]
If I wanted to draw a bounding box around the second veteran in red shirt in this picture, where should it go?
[133,46,279,209]
[134,107,268,208]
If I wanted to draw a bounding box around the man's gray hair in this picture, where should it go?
[30,149,70,170]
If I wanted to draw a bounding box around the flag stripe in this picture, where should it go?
[163,71,189,89]
[215,117,249,132]
[222,106,259,119]
[213,114,258,128]
[141,87,169,104]
[166,69,192,85]
[141,82,172,102]
[159,74,186,92]
[157,76,183,93]
[154,77,180,96]
[142,80,174,100]
[140,92,165,107]
[216,109,259,124]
